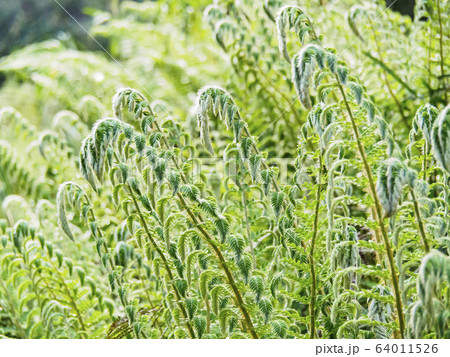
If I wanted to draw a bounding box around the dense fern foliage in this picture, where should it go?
[0,0,449,339]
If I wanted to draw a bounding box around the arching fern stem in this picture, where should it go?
[334,74,406,338]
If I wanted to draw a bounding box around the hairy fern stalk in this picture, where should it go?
[0,0,449,339]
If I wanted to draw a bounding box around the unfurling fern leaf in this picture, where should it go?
[347,5,368,42]
[269,273,284,298]
[196,86,244,151]
[376,158,407,217]
[276,5,317,63]
[413,104,439,143]
[431,105,450,173]
[56,182,88,242]
[291,44,325,109]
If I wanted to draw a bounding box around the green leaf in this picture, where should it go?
[258,298,273,324]
[270,191,285,218]
[185,297,198,320]
[237,255,252,284]
[249,276,265,302]
[194,316,207,338]
[227,235,245,262]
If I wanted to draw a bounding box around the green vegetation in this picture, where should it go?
[0,0,448,339]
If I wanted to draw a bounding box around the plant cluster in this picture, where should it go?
[0,0,448,339]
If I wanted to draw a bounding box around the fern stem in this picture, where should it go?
[205,294,211,334]
[422,140,429,182]
[126,185,197,338]
[243,126,281,192]
[335,74,406,338]
[139,274,165,337]
[152,119,259,337]
[309,153,323,339]
[21,253,48,337]
[176,192,259,338]
[52,262,87,335]
[410,190,430,253]
[436,0,447,101]
[241,185,256,268]
[0,277,27,338]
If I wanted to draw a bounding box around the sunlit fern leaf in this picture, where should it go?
[198,198,219,218]
[238,137,253,161]
[185,297,198,320]
[269,273,284,298]
[211,285,227,315]
[78,138,97,192]
[261,169,275,196]
[203,4,224,27]
[410,252,450,338]
[409,301,427,339]
[330,241,359,271]
[276,5,317,63]
[199,270,217,298]
[417,252,448,308]
[337,64,349,85]
[227,235,245,262]
[214,19,237,52]
[168,171,181,196]
[347,5,368,42]
[38,131,64,160]
[270,191,285,218]
[431,105,450,173]
[248,154,262,183]
[56,182,88,242]
[376,158,407,218]
[112,88,155,121]
[79,118,133,189]
[249,276,265,302]
[196,86,244,153]
[413,104,439,143]
[12,220,29,253]
[368,287,392,338]
[291,44,325,109]
[180,184,200,202]
[237,254,252,284]
[193,316,207,338]
[175,279,188,298]
[219,308,238,336]
[258,298,273,324]
[215,215,230,243]
[154,158,167,186]
[346,81,363,105]
[134,134,146,155]
[271,320,288,338]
